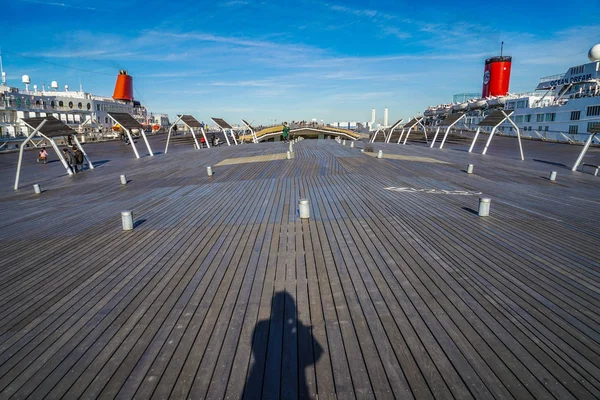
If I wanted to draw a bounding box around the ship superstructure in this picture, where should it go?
[0,65,168,138]
[422,44,600,143]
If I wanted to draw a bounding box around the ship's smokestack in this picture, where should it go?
[113,70,134,102]
[482,54,512,98]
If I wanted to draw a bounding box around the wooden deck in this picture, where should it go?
[0,134,598,399]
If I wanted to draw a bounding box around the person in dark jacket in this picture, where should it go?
[62,148,76,174]
[72,146,84,172]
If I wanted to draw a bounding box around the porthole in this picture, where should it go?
[51,101,55,108]
[68,101,73,109]
[86,103,91,110]
[78,102,82,109]
[59,100,64,107]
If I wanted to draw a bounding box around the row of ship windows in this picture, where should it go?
[514,113,556,123]
[510,122,597,134]
[3,98,131,114]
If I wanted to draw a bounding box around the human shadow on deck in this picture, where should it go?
[243,291,323,400]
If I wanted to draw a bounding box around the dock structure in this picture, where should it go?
[0,134,598,399]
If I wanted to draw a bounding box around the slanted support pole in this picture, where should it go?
[139,129,154,156]
[418,121,429,144]
[71,134,94,169]
[223,128,231,146]
[430,127,441,148]
[190,128,201,150]
[440,114,466,149]
[165,115,183,154]
[503,111,524,160]
[49,138,70,173]
[370,127,381,143]
[468,127,481,153]
[124,127,140,159]
[482,114,509,156]
[15,120,47,190]
[572,133,597,171]
[402,126,414,145]
[397,128,406,144]
[200,127,211,149]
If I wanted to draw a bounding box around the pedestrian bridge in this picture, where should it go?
[242,123,360,142]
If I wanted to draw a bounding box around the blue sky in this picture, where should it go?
[1,0,599,125]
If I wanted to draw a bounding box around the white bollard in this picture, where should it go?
[478,198,491,217]
[287,151,291,159]
[342,140,346,146]
[299,198,310,219]
[33,184,41,194]
[467,164,474,174]
[120,174,127,185]
[360,149,365,153]
[549,171,557,181]
[289,143,293,153]
[350,142,354,148]
[207,166,213,176]
[121,211,134,230]
[377,150,383,159]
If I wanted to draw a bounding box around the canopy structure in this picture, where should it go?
[469,110,523,160]
[398,117,428,145]
[211,117,238,146]
[108,112,153,159]
[572,123,600,171]
[429,112,467,149]
[241,119,258,143]
[246,124,360,142]
[369,119,404,143]
[165,115,210,153]
[15,116,95,190]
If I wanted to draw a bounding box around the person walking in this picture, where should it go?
[37,147,48,164]
[73,146,84,172]
[282,122,290,143]
[62,148,76,174]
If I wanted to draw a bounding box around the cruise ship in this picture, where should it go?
[423,44,600,143]
[0,64,169,141]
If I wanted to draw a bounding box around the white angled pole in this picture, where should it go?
[140,129,154,156]
[468,127,481,153]
[165,115,183,154]
[125,128,140,159]
[72,134,94,169]
[200,127,210,149]
[15,119,47,190]
[430,126,441,148]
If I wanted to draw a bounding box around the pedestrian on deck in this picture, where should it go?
[73,146,84,172]
[37,147,48,164]
[62,148,76,174]
[282,122,290,143]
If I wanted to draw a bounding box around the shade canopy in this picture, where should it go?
[479,110,513,127]
[211,117,233,129]
[21,116,77,137]
[108,113,143,129]
[439,112,465,126]
[180,115,203,128]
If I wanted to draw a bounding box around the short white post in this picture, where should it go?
[350,142,354,148]
[478,198,491,217]
[207,166,213,176]
[342,140,346,146]
[287,151,291,159]
[299,199,310,219]
[33,184,41,194]
[360,149,365,153]
[467,164,474,174]
[121,211,134,230]
[549,171,557,181]
[377,150,383,159]
[120,174,127,185]
[289,143,293,152]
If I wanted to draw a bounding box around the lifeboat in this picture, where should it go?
[467,99,487,110]
[487,96,508,108]
[152,124,160,131]
[112,125,122,131]
[451,102,468,112]
[424,109,435,117]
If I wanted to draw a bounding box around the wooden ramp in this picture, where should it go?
[0,135,598,399]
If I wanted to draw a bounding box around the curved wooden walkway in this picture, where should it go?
[0,134,598,399]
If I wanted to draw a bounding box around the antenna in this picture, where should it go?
[0,47,5,85]
[501,41,504,57]
[79,75,82,92]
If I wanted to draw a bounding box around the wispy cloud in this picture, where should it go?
[18,0,97,10]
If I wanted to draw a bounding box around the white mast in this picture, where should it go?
[0,48,6,85]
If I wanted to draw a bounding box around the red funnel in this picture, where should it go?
[113,70,134,101]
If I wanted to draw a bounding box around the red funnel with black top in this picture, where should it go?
[113,70,134,102]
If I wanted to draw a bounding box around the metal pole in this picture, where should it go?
[223,128,231,146]
[72,134,94,170]
[478,198,491,217]
[397,128,405,144]
[403,126,413,145]
[430,127,441,148]
[15,120,47,190]
[200,127,211,149]
[139,130,154,156]
[299,199,310,219]
[572,133,595,171]
[125,128,140,159]
[230,129,238,145]
[165,115,183,153]
[482,126,498,155]
[121,211,134,230]
[190,128,201,150]
[50,137,72,175]
[469,127,481,153]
